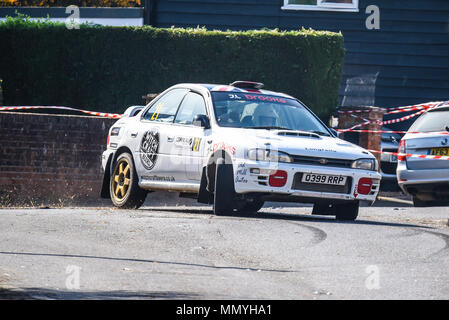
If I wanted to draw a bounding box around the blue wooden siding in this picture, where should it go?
[154,0,449,112]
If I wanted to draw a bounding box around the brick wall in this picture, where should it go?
[0,112,115,207]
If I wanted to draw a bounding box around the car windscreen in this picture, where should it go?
[211,92,331,135]
[409,109,449,133]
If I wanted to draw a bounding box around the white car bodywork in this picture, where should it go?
[102,83,381,207]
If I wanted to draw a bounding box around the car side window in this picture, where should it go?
[174,92,207,125]
[143,88,188,122]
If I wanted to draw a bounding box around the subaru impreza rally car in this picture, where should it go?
[101,81,381,220]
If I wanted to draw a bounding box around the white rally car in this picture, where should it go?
[101,81,381,220]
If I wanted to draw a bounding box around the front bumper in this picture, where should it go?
[233,160,381,202]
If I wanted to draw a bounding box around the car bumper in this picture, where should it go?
[233,160,381,202]
[397,161,449,193]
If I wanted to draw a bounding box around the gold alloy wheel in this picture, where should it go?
[112,159,131,201]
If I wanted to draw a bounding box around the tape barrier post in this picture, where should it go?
[337,106,385,169]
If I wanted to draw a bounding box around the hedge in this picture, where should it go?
[0,15,345,120]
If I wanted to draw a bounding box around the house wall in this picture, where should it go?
[154,0,449,112]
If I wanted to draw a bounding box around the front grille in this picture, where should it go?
[291,155,353,168]
[291,173,352,194]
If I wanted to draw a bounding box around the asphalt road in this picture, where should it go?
[0,199,448,300]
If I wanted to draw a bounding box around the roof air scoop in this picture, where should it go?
[229,81,264,89]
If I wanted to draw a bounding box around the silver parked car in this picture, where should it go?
[397,104,449,206]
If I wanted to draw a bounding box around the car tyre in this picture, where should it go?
[412,196,431,207]
[213,158,235,216]
[335,201,359,221]
[235,199,265,214]
[110,152,147,209]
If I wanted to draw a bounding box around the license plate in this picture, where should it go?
[429,148,449,156]
[301,173,347,186]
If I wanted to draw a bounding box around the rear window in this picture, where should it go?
[409,109,449,133]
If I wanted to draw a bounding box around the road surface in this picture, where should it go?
[0,200,448,299]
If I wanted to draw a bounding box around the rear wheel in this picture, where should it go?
[412,196,431,207]
[110,152,147,209]
[213,159,235,216]
[335,201,359,221]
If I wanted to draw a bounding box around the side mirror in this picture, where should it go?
[193,114,211,129]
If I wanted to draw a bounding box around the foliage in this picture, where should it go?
[0,15,344,119]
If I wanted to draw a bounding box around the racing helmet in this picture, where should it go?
[252,103,280,127]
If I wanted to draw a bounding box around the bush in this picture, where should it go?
[0,0,141,7]
[0,15,344,120]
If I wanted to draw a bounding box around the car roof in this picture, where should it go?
[191,83,295,100]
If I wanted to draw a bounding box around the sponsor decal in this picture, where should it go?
[211,142,236,155]
[142,175,175,182]
[235,163,248,183]
[305,147,337,153]
[150,103,164,121]
[243,94,286,104]
[140,129,159,170]
[192,137,202,152]
[175,136,193,147]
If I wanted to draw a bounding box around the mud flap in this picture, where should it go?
[197,166,214,204]
[100,155,112,199]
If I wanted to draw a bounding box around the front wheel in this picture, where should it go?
[235,199,265,214]
[335,201,359,221]
[110,152,147,209]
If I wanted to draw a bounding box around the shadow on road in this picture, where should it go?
[0,251,294,274]
[0,287,196,300]
[144,207,432,229]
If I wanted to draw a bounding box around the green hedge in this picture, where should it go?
[0,15,344,120]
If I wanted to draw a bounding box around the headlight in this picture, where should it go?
[351,158,377,171]
[247,148,292,163]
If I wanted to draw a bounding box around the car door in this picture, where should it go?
[171,91,209,181]
[135,88,189,182]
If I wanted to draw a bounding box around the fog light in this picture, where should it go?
[357,178,373,195]
[269,170,287,187]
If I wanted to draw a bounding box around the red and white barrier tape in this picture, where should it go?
[369,149,449,161]
[385,105,434,115]
[0,106,122,119]
[337,101,442,114]
[341,103,444,129]
[336,128,449,135]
